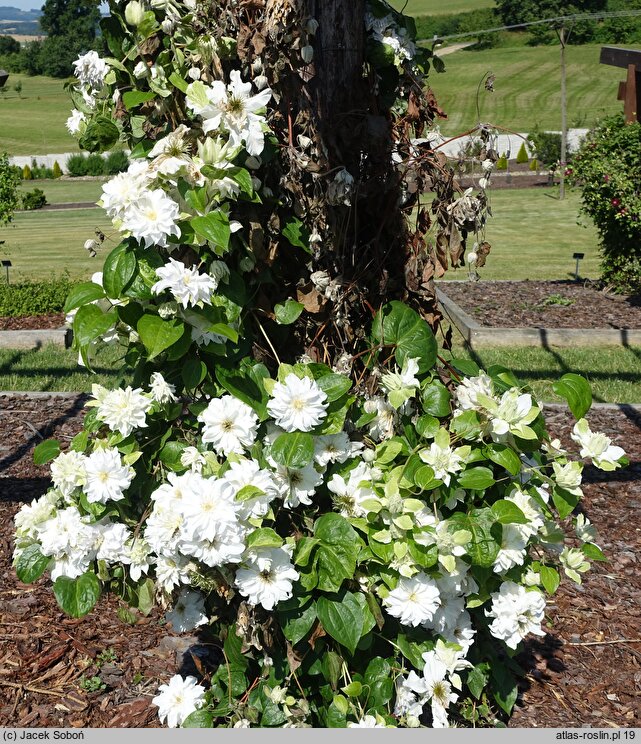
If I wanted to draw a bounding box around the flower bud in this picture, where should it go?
[362,448,376,463]
[301,45,314,64]
[133,60,149,79]
[254,74,269,91]
[306,18,319,35]
[467,251,478,265]
[187,66,201,81]
[161,17,175,34]
[124,0,145,27]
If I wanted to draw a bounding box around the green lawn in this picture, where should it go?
[432,44,628,133]
[0,75,79,156]
[0,207,113,282]
[446,343,641,403]
[0,344,126,392]
[388,0,492,16]
[0,341,638,403]
[18,178,106,205]
[440,187,600,281]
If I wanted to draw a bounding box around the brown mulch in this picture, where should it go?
[0,394,639,727]
[0,314,66,331]
[441,280,641,330]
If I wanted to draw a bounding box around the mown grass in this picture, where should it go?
[0,344,127,392]
[18,179,106,205]
[445,341,641,404]
[439,187,601,282]
[0,341,638,403]
[388,0,492,16]
[0,207,113,282]
[432,44,630,133]
[0,75,78,156]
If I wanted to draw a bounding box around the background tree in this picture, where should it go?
[0,152,21,226]
[38,0,101,77]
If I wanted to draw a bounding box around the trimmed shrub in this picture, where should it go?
[52,160,63,178]
[66,153,89,177]
[22,164,32,180]
[529,157,539,171]
[569,115,641,294]
[528,128,562,167]
[105,150,129,174]
[0,276,76,316]
[21,187,47,210]
[85,153,108,176]
[516,141,529,164]
[496,153,508,170]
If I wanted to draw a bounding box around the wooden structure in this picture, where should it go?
[0,70,9,88]
[600,46,641,123]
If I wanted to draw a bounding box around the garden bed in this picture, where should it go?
[0,394,638,728]
[440,281,641,330]
[0,314,65,331]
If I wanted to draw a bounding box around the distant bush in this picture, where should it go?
[529,157,539,171]
[528,128,562,167]
[516,141,529,164]
[66,151,128,176]
[0,276,76,316]
[414,8,499,48]
[21,187,47,210]
[85,153,108,176]
[496,153,508,170]
[105,150,129,174]
[22,164,32,180]
[29,159,54,180]
[65,153,89,176]
[52,161,63,179]
[0,35,20,55]
[569,115,641,294]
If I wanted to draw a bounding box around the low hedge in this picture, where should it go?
[0,277,77,317]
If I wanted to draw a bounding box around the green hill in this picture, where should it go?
[430,44,629,133]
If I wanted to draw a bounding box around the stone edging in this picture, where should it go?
[437,287,641,348]
[0,328,71,350]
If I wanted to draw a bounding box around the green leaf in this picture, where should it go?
[70,431,89,453]
[322,650,344,689]
[552,486,580,520]
[64,281,106,313]
[396,630,434,669]
[78,115,120,153]
[158,441,187,472]
[484,444,522,476]
[316,373,352,403]
[274,299,304,325]
[102,243,137,298]
[33,439,60,465]
[182,358,207,389]
[137,577,155,616]
[421,381,451,417]
[582,543,606,561]
[416,414,440,439]
[491,499,528,525]
[216,363,270,420]
[122,90,157,110]
[223,624,248,670]
[316,592,364,654]
[52,573,101,618]
[270,432,315,469]
[137,315,185,360]
[539,565,560,594]
[282,217,311,253]
[314,514,361,593]
[73,304,117,348]
[552,373,592,420]
[181,709,213,728]
[450,410,482,439]
[342,681,362,697]
[246,528,282,549]
[467,664,489,700]
[491,664,519,715]
[191,211,231,251]
[364,657,393,708]
[447,508,500,567]
[279,598,317,645]
[15,543,50,584]
[294,536,319,567]
[168,71,189,93]
[458,466,495,490]
[371,301,437,373]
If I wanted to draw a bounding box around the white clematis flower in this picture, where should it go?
[165,588,208,632]
[152,258,219,308]
[571,418,625,470]
[122,189,181,248]
[383,572,441,627]
[267,374,328,432]
[83,448,134,504]
[153,674,206,728]
[235,546,299,610]
[198,395,259,455]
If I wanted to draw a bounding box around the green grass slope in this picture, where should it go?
[0,75,78,155]
[431,44,629,133]
[18,178,106,204]
[388,0,492,16]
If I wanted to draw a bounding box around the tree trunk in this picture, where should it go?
[201,0,452,376]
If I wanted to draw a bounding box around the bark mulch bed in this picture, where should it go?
[0,314,66,331]
[0,394,639,727]
[441,280,641,330]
